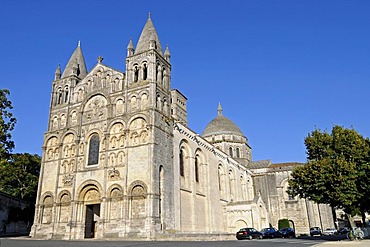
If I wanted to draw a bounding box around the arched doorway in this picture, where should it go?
[80,185,101,239]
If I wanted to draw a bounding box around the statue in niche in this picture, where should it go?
[110,136,117,149]
[55,147,59,157]
[131,97,137,111]
[71,145,75,157]
[110,154,115,166]
[52,117,58,130]
[79,142,84,155]
[70,160,75,172]
[119,135,125,147]
[141,131,148,143]
[102,138,106,150]
[60,115,66,128]
[71,111,77,125]
[116,100,124,115]
[62,161,68,174]
[47,149,53,160]
[115,78,120,91]
[118,152,124,165]
[78,88,83,101]
[141,94,148,109]
[78,158,83,169]
[63,146,69,157]
[131,132,139,145]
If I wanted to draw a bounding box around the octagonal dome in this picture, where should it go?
[202,103,244,137]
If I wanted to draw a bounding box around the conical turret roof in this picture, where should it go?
[135,15,163,54]
[62,41,88,79]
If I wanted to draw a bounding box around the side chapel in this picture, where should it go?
[30,16,333,240]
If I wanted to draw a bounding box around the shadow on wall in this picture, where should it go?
[0,192,34,237]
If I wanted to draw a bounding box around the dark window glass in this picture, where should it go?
[195,155,199,182]
[180,148,184,177]
[88,134,100,165]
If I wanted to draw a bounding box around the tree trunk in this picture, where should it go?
[361,211,366,227]
[346,214,356,229]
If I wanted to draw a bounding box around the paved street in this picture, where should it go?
[1,236,369,247]
[0,237,324,247]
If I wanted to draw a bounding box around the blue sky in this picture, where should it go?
[1,0,370,163]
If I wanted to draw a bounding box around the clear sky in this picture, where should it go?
[1,0,370,163]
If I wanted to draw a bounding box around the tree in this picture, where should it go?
[288,125,370,227]
[0,89,17,159]
[0,88,41,202]
[0,153,41,202]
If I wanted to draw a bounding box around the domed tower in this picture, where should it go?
[202,103,252,165]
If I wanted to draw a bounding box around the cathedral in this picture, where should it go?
[30,16,333,240]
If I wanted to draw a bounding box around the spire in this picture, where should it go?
[135,15,163,54]
[61,41,88,79]
[164,44,171,62]
[217,103,223,116]
[127,37,134,56]
[54,64,61,80]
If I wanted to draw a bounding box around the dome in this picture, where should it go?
[202,103,244,137]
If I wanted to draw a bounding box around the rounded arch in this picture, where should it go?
[94,66,106,75]
[114,96,125,105]
[128,180,148,198]
[57,190,72,203]
[44,135,59,147]
[107,184,124,199]
[41,192,54,205]
[77,180,103,202]
[281,178,293,200]
[85,129,104,141]
[128,115,148,129]
[109,121,125,134]
[231,217,252,232]
[179,139,191,177]
[61,132,77,143]
[79,92,111,113]
[179,139,191,153]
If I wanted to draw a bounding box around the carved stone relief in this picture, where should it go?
[83,95,107,124]
[108,168,120,180]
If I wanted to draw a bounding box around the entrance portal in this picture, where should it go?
[84,204,100,238]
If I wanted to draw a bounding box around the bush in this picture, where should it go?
[278,218,290,229]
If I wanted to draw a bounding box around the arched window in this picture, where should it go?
[58,89,63,104]
[179,148,185,177]
[229,147,233,157]
[195,155,199,183]
[159,166,164,230]
[134,66,139,82]
[218,166,223,191]
[88,134,100,165]
[64,86,69,103]
[143,64,147,80]
[236,148,240,158]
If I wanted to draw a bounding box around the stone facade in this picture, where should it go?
[30,16,333,240]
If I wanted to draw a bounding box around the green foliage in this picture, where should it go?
[278,218,290,229]
[0,89,41,203]
[288,125,370,216]
[0,89,16,159]
[0,153,41,202]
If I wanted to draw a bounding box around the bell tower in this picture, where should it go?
[125,14,172,116]
[124,14,175,234]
